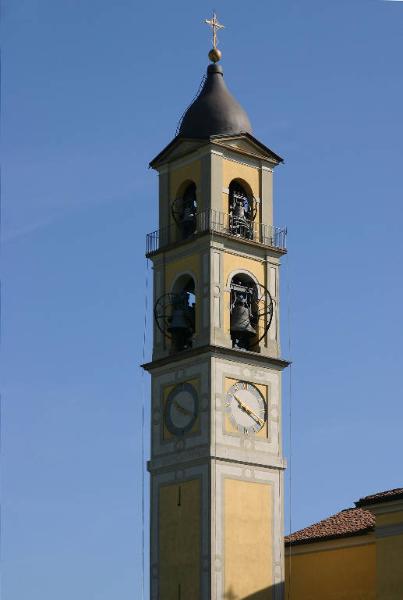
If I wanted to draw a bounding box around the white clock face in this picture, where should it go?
[225,381,267,435]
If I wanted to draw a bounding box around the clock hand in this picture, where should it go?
[173,399,193,417]
[233,394,264,427]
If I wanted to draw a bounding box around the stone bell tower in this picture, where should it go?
[143,15,289,600]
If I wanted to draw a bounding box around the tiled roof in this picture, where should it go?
[355,488,403,507]
[285,507,375,546]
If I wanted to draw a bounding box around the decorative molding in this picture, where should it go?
[143,343,291,373]
[148,453,286,475]
[285,532,375,555]
[219,149,260,171]
[365,499,403,515]
[376,522,403,538]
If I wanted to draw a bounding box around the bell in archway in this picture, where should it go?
[230,298,256,337]
[168,308,190,333]
[168,293,193,351]
[233,198,247,221]
[168,295,191,334]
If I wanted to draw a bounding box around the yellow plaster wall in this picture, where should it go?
[222,253,266,336]
[169,160,201,199]
[285,541,376,600]
[165,254,200,292]
[376,510,403,527]
[159,479,201,599]
[376,534,403,599]
[375,506,403,600]
[224,479,273,599]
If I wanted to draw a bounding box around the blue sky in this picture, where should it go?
[2,1,403,598]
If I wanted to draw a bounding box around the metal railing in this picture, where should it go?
[146,209,287,255]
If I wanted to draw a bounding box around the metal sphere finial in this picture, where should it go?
[208,47,222,63]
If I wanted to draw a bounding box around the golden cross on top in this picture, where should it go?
[205,12,225,49]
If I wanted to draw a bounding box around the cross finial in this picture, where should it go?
[205,12,225,50]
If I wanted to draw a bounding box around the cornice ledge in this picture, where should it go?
[147,453,287,474]
[142,344,291,372]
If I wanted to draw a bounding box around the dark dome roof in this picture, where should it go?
[178,63,252,139]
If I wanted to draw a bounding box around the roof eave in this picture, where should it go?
[210,131,284,164]
[285,526,375,547]
[149,135,207,169]
[149,132,284,170]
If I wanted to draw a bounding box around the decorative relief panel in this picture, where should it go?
[211,461,284,600]
[213,357,281,462]
[151,359,210,459]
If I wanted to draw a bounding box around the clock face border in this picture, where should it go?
[225,380,267,436]
[164,382,199,437]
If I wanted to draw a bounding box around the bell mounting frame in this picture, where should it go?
[171,196,198,227]
[230,190,258,222]
[230,279,274,347]
[154,292,194,341]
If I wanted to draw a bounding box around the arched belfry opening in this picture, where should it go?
[228,180,256,240]
[154,274,196,353]
[171,181,197,240]
[230,273,259,350]
[169,275,196,351]
[229,272,273,352]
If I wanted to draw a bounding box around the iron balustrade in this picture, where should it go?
[146,209,287,255]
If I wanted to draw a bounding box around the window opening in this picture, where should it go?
[228,181,256,240]
[230,273,259,350]
[172,183,197,240]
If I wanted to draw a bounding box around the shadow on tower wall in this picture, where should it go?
[224,582,284,600]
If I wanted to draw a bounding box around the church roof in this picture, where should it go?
[285,487,403,546]
[177,63,252,139]
[355,487,403,507]
[285,507,375,546]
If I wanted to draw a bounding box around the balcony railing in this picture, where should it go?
[146,209,287,255]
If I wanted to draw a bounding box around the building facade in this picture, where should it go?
[143,45,288,600]
[285,488,403,600]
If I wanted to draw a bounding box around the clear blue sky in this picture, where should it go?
[2,1,402,598]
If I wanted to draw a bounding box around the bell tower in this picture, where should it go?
[143,16,289,600]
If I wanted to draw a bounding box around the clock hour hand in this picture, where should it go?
[173,399,193,417]
[234,394,264,427]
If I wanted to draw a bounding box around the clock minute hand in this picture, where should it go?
[173,399,193,417]
[234,394,264,427]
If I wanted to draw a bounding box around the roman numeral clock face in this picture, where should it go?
[225,382,267,435]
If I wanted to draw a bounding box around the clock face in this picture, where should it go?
[165,382,198,436]
[225,381,267,435]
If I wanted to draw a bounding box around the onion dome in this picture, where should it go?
[178,63,252,139]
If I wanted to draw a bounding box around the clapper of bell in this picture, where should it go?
[230,299,256,336]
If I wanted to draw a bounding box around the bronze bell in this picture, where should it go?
[168,306,190,333]
[230,299,256,336]
[233,199,246,221]
[182,205,195,223]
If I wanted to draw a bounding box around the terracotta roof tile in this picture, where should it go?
[285,507,375,546]
[355,488,403,507]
